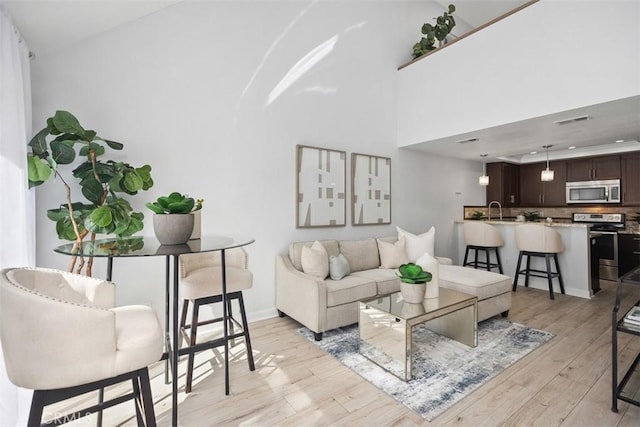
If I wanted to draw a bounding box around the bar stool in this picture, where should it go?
[179,248,255,393]
[462,221,504,273]
[513,224,565,300]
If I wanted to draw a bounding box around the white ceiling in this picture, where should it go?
[3,0,638,163]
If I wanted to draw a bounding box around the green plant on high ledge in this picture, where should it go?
[412,4,457,59]
[633,212,640,224]
[146,192,203,214]
[27,110,154,276]
[397,263,433,284]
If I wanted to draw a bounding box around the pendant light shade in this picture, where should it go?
[479,154,489,186]
[541,145,554,181]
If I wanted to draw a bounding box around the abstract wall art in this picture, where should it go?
[351,153,391,225]
[296,145,346,228]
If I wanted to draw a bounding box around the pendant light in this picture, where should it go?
[479,154,489,186]
[541,145,554,181]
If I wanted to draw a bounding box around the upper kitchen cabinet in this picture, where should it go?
[567,155,621,182]
[622,151,640,206]
[486,162,520,206]
[519,161,567,206]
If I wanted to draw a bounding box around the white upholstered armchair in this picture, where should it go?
[0,267,163,426]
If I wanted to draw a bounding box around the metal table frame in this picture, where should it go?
[55,235,255,425]
[611,265,640,413]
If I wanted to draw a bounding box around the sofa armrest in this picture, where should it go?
[436,256,453,265]
[276,255,328,334]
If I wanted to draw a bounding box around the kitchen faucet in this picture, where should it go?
[488,200,502,221]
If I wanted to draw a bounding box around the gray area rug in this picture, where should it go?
[299,317,554,421]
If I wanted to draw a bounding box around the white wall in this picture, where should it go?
[398,0,640,146]
[30,1,484,322]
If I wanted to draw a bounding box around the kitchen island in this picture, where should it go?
[454,220,592,299]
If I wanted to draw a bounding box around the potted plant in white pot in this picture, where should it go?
[146,192,203,245]
[27,110,154,276]
[397,263,433,303]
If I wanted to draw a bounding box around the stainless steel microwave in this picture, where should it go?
[566,179,621,204]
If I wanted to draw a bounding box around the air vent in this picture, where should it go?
[553,115,590,125]
[455,137,479,144]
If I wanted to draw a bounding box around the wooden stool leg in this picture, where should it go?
[185,300,200,393]
[485,248,491,271]
[554,253,565,294]
[237,292,255,371]
[28,390,47,427]
[545,254,555,300]
[524,254,532,287]
[495,247,503,274]
[513,251,523,291]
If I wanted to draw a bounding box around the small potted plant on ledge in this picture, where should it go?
[146,192,203,245]
[397,263,433,303]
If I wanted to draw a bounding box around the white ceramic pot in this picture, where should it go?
[190,210,201,240]
[400,282,426,303]
[153,214,194,245]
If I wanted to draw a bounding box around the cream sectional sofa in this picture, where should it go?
[276,237,512,341]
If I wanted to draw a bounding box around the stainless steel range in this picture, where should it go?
[572,212,626,292]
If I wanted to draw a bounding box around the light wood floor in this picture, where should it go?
[46,282,640,426]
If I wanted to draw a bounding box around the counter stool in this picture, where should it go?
[463,222,504,273]
[179,248,255,393]
[513,224,565,300]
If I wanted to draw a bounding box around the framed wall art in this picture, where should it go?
[351,153,391,225]
[296,145,346,228]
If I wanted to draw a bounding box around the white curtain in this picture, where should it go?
[0,6,35,426]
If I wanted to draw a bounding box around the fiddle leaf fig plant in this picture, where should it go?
[397,263,433,284]
[412,4,457,59]
[27,110,154,276]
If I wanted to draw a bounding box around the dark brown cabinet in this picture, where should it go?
[486,162,520,206]
[621,151,640,206]
[519,161,567,206]
[618,234,640,277]
[567,155,620,182]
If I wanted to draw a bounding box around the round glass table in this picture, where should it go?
[54,235,255,424]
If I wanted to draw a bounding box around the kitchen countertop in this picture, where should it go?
[455,219,588,228]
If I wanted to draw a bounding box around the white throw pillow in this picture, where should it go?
[397,226,435,262]
[416,252,439,289]
[301,241,329,279]
[329,254,351,280]
[377,237,410,269]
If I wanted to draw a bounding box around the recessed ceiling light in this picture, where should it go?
[616,139,625,143]
[530,151,537,154]
[455,137,479,144]
[553,115,590,125]
[568,146,576,150]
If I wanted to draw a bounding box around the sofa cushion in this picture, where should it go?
[326,275,377,307]
[289,240,339,271]
[377,237,409,269]
[397,226,435,262]
[301,241,329,279]
[339,239,380,273]
[439,265,512,301]
[329,254,351,280]
[351,269,400,295]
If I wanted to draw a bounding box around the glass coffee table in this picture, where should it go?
[358,287,477,380]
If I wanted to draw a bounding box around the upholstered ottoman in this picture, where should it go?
[439,265,512,322]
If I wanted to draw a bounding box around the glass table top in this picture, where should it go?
[54,235,255,258]
[360,287,477,321]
